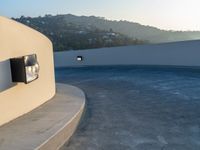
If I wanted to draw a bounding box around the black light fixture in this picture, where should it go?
[77,56,83,61]
[10,54,40,84]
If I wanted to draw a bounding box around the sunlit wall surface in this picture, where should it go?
[0,17,55,126]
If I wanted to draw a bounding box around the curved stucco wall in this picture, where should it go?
[54,40,200,68]
[0,17,55,126]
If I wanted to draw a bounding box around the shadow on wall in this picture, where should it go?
[0,60,16,92]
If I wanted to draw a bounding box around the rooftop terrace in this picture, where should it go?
[56,66,200,150]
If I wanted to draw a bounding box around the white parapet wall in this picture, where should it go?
[54,40,200,68]
[0,17,55,126]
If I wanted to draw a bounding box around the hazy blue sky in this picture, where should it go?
[1,0,200,31]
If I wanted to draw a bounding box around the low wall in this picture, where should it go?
[54,40,200,68]
[0,17,55,126]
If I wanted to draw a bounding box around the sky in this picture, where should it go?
[0,0,200,31]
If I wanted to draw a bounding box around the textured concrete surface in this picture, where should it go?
[0,84,85,150]
[56,66,200,150]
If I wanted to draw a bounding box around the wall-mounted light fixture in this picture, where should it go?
[77,56,83,61]
[10,54,40,84]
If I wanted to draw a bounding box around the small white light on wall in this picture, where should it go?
[77,56,83,61]
[10,54,40,84]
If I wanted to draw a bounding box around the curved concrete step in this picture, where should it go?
[0,83,85,150]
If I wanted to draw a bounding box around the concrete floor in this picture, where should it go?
[56,66,200,150]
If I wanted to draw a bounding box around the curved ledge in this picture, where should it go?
[0,83,85,150]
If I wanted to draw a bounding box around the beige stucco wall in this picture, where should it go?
[0,16,55,126]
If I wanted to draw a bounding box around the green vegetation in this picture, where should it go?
[14,15,145,51]
[14,14,200,51]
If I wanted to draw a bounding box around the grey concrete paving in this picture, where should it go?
[0,84,85,150]
[56,66,200,150]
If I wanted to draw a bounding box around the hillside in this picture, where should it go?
[14,15,145,51]
[14,14,200,51]
[51,14,200,43]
